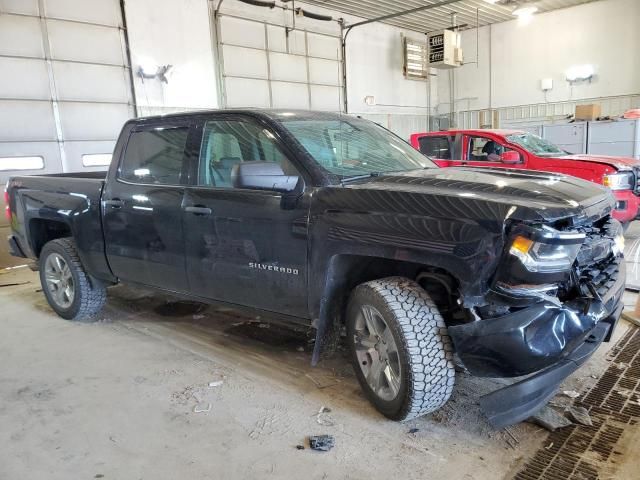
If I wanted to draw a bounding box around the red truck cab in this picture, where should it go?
[410,129,640,225]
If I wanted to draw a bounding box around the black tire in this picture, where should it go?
[39,238,107,321]
[346,276,455,421]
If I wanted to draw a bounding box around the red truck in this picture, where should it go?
[410,129,640,225]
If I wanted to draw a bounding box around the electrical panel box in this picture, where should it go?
[427,30,463,69]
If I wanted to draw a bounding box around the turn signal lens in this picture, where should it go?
[510,235,533,255]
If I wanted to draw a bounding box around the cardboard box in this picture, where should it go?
[575,104,601,121]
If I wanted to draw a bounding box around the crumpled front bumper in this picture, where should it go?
[448,259,625,428]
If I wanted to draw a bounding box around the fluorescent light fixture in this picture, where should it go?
[82,153,111,167]
[513,5,538,16]
[566,64,595,83]
[513,5,538,24]
[0,155,44,171]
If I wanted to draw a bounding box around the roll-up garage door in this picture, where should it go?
[0,0,135,185]
[216,14,342,111]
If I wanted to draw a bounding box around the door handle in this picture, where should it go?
[184,205,212,216]
[104,198,123,209]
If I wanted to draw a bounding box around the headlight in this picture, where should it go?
[509,226,585,273]
[603,171,634,190]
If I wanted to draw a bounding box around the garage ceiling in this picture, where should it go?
[303,0,603,33]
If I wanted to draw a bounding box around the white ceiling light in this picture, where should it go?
[513,4,538,25]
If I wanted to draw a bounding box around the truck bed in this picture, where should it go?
[6,173,112,282]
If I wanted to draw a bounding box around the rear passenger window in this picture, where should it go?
[418,136,451,159]
[119,127,189,185]
[198,119,294,188]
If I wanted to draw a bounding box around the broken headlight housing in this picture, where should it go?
[509,226,585,273]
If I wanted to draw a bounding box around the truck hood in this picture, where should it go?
[552,154,640,171]
[343,167,614,224]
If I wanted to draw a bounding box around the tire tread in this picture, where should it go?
[354,276,455,421]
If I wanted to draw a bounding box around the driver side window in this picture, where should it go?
[467,136,504,162]
[466,136,521,163]
[198,119,294,188]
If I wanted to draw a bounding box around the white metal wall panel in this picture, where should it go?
[307,33,340,60]
[44,0,122,27]
[0,142,62,174]
[588,120,639,158]
[58,103,131,141]
[0,101,57,141]
[308,58,341,86]
[225,78,271,108]
[266,25,287,53]
[0,0,134,185]
[52,62,130,102]
[271,82,309,109]
[0,16,45,57]
[223,45,268,79]
[269,53,307,83]
[217,13,342,111]
[0,58,50,99]
[542,123,587,154]
[220,16,266,49]
[47,20,124,65]
[0,0,40,15]
[63,140,116,172]
[310,85,341,111]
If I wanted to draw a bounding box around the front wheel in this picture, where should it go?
[346,277,455,421]
[39,238,107,321]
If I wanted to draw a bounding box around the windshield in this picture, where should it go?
[506,132,567,157]
[280,117,436,178]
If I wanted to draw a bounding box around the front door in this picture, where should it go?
[102,121,192,291]
[183,115,309,317]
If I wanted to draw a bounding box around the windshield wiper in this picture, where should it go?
[340,172,382,185]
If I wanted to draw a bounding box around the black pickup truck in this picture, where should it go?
[5,110,626,428]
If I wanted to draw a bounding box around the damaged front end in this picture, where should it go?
[448,216,626,428]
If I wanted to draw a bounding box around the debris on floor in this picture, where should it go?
[308,435,335,452]
[208,380,224,388]
[408,428,420,434]
[316,406,335,426]
[529,406,573,431]
[562,390,580,399]
[296,445,305,450]
[0,281,30,287]
[566,406,593,426]
[194,403,211,413]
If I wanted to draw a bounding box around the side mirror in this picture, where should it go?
[500,151,521,164]
[231,161,300,193]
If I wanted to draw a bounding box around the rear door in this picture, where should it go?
[182,114,309,317]
[414,134,455,166]
[102,120,193,291]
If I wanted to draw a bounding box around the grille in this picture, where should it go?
[634,167,640,194]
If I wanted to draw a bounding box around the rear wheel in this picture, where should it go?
[347,277,455,421]
[39,238,107,321]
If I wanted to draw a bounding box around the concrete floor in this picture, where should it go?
[1,224,640,479]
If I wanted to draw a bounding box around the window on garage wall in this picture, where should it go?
[0,0,135,185]
[216,14,342,111]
